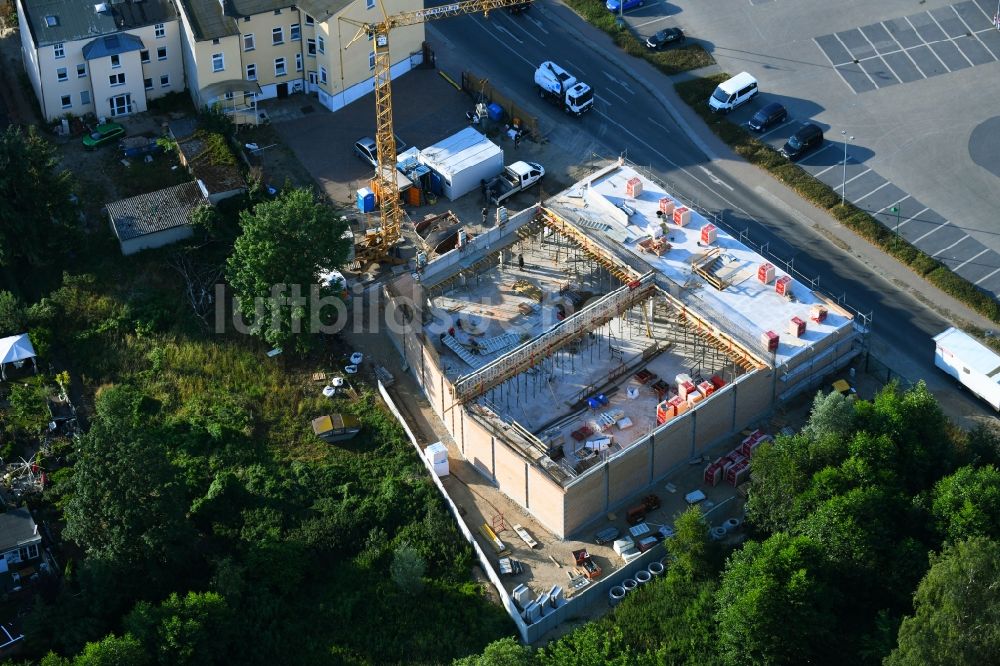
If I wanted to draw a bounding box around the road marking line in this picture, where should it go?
[646,116,672,133]
[874,195,911,216]
[927,12,975,67]
[931,234,970,258]
[832,32,878,87]
[494,24,524,45]
[635,16,672,29]
[976,266,1000,285]
[594,93,613,108]
[814,36,860,93]
[603,70,635,95]
[950,4,979,40]
[503,15,546,46]
[798,143,836,164]
[835,168,872,191]
[904,15,952,72]
[913,221,949,243]
[895,206,929,229]
[757,119,793,140]
[524,14,549,34]
[955,248,990,272]
[563,58,584,73]
[698,165,734,191]
[852,180,892,203]
[812,158,847,179]
[604,87,629,103]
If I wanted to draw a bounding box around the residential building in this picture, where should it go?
[18,0,185,121]
[0,508,43,590]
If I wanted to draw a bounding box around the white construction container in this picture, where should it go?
[424,442,450,476]
[933,327,1000,410]
[418,127,504,201]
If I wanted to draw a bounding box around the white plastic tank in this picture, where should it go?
[424,442,449,477]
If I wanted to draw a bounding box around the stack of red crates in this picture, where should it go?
[738,429,773,457]
[710,375,726,390]
[703,430,773,488]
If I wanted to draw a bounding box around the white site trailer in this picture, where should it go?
[418,127,504,201]
[933,327,1000,410]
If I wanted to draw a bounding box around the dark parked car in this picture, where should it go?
[645,27,685,50]
[120,136,164,158]
[780,122,823,160]
[508,1,529,13]
[748,102,787,132]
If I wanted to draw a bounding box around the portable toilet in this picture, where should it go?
[356,187,375,213]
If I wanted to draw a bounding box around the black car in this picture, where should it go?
[780,123,823,160]
[508,1,529,13]
[645,27,685,50]
[748,102,787,132]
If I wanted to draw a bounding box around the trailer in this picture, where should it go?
[418,127,504,201]
[933,327,1000,410]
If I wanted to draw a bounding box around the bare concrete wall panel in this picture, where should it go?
[693,388,734,454]
[462,411,497,482]
[735,371,774,428]
[494,443,528,508]
[652,415,693,479]
[607,443,650,509]
[564,466,607,538]
[526,465,566,537]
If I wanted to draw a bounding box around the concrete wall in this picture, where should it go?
[117,225,194,255]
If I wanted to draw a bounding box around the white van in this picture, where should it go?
[708,72,758,113]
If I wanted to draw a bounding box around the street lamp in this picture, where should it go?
[891,205,901,247]
[840,130,854,207]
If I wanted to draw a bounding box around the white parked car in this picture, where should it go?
[350,352,364,365]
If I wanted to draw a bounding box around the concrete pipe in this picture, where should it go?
[648,561,665,576]
[710,526,727,541]
[608,586,626,607]
[724,517,741,531]
[622,578,638,593]
[635,569,652,585]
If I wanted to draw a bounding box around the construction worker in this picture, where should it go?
[482,206,489,226]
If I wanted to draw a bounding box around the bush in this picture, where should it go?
[674,75,1000,324]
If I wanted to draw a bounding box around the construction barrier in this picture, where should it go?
[461,70,542,143]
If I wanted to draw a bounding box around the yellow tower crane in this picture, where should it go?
[341,0,532,267]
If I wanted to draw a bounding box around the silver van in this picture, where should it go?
[708,72,758,114]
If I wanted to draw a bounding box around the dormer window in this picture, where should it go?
[44,15,58,27]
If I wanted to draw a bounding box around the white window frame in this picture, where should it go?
[274,57,286,77]
[305,14,314,25]
[160,74,170,87]
[212,53,224,72]
[155,23,165,38]
[81,90,90,105]
[144,77,153,90]
[295,52,302,72]
[317,36,325,54]
[366,0,375,9]
[307,38,316,56]
[110,54,121,69]
[272,27,283,45]
[140,49,150,63]
[246,63,257,80]
[243,33,255,51]
[60,94,71,109]
[369,51,375,70]
[56,67,67,82]
[319,65,327,84]
[77,63,86,77]
[290,23,300,41]
[53,43,65,59]
[109,72,125,86]
[157,46,167,61]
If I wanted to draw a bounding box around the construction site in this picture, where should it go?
[384,159,864,539]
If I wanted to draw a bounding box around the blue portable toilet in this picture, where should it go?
[356,187,375,213]
[429,171,443,196]
[487,103,504,122]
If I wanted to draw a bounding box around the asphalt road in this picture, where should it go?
[428,1,997,422]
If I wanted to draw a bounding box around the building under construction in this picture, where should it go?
[384,160,863,538]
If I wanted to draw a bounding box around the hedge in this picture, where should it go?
[674,74,1000,325]
[563,0,715,74]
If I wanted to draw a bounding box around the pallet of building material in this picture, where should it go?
[442,334,482,368]
[513,524,539,549]
[512,280,543,302]
[476,332,522,355]
[479,523,511,557]
[566,574,591,596]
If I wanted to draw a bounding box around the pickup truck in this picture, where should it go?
[487,161,544,205]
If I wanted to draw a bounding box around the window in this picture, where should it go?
[319,65,327,84]
[273,7,281,14]
[53,42,64,59]
[367,0,375,8]
[369,51,375,70]
[307,39,316,56]
[274,57,286,76]
[317,36,325,54]
[246,63,256,80]
[295,52,302,71]
[155,22,165,38]
[144,77,153,89]
[44,15,58,27]
[212,38,220,45]
[110,54,120,68]
[160,74,170,87]
[224,91,233,100]
[109,72,125,86]
[77,63,86,77]
[290,23,300,41]
[60,94,71,108]
[212,53,224,72]
[140,49,150,63]
[243,33,255,51]
[272,27,283,44]
[305,14,314,25]
[56,67,67,82]
[81,90,90,105]
[157,47,167,60]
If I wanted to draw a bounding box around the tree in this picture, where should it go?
[62,386,190,568]
[715,534,841,666]
[0,126,74,276]
[390,542,426,595]
[667,506,722,580]
[67,634,150,666]
[225,188,351,351]
[0,290,26,335]
[802,389,856,440]
[4,379,49,441]
[885,537,1000,666]
[453,638,534,666]
[931,465,1000,544]
[124,591,235,666]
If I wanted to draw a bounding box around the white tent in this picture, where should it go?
[0,334,37,379]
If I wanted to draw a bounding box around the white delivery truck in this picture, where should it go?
[534,61,594,116]
[933,327,1000,410]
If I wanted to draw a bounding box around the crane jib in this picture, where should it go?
[416,3,461,18]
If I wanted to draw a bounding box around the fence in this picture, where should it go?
[461,70,542,142]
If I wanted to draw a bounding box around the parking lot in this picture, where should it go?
[615,0,1000,297]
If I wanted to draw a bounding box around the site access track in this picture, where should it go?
[429,1,998,424]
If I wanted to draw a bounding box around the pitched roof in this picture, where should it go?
[295,0,352,22]
[81,32,145,60]
[107,181,207,242]
[0,509,40,553]
[179,0,299,41]
[20,0,178,47]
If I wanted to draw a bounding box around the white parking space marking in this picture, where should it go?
[635,16,673,29]
[896,206,929,229]
[835,168,872,190]
[757,119,794,140]
[956,248,990,272]
[813,158,849,179]
[976,266,1000,285]
[914,221,950,243]
[932,234,970,257]
[927,11,975,66]
[874,196,911,216]
[647,116,672,133]
[833,32,879,87]
[853,181,892,203]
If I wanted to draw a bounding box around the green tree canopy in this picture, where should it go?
[885,537,1000,666]
[225,188,351,351]
[931,465,1000,544]
[124,591,235,666]
[667,506,722,581]
[715,533,840,666]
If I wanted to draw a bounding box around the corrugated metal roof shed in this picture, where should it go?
[107,181,206,241]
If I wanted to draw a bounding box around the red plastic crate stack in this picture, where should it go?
[738,429,773,457]
[659,197,675,216]
[710,375,726,390]
[700,224,717,244]
[775,275,792,297]
[726,459,751,487]
[703,430,772,488]
[626,177,643,198]
[704,460,723,487]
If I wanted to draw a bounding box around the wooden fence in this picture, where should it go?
[461,71,543,143]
